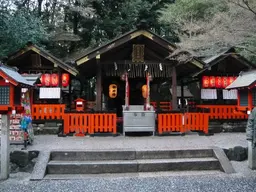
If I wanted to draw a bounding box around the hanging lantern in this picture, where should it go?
[51,74,59,87]
[228,76,235,86]
[222,76,229,88]
[142,85,147,98]
[215,76,222,88]
[62,73,70,87]
[202,76,209,88]
[109,84,117,98]
[42,73,51,86]
[209,76,215,88]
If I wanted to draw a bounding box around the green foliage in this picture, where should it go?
[0,9,48,58]
[238,36,256,64]
[159,0,228,27]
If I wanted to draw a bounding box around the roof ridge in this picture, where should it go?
[0,63,18,72]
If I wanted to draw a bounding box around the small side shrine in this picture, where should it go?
[0,63,34,143]
[5,43,80,123]
[193,47,255,105]
[5,43,78,110]
[226,69,256,114]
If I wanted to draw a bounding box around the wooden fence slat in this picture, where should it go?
[196,105,248,120]
[157,113,183,134]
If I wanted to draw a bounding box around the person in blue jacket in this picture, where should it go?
[20,114,32,149]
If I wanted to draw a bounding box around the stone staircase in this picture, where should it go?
[39,148,235,179]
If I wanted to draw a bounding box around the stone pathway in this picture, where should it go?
[1,132,256,191]
[13,132,247,151]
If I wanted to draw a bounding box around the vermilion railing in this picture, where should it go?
[196,105,248,120]
[90,114,117,134]
[157,113,209,135]
[151,102,172,111]
[31,104,65,120]
[63,113,90,135]
[158,113,183,134]
[63,113,117,135]
[184,113,209,134]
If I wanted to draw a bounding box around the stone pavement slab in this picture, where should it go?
[13,132,247,152]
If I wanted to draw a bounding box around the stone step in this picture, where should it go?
[46,157,220,174]
[50,149,214,161]
[43,170,224,180]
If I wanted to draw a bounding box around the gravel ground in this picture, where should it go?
[1,132,255,192]
[1,172,256,192]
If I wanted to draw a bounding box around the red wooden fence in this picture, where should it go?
[151,102,172,111]
[32,104,65,120]
[63,113,90,135]
[184,113,209,134]
[63,113,117,135]
[158,113,209,135]
[158,113,183,134]
[90,114,117,134]
[196,105,248,120]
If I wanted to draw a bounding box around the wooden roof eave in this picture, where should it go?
[8,44,79,76]
[75,29,178,66]
[0,70,18,86]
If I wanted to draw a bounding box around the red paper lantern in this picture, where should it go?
[51,74,59,87]
[209,76,215,88]
[41,74,51,86]
[202,76,210,88]
[215,76,222,88]
[228,76,235,86]
[222,76,229,88]
[62,73,70,87]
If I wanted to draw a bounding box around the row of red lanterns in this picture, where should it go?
[39,73,70,87]
[202,76,237,89]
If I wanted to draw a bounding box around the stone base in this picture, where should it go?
[33,127,60,135]
[209,120,247,133]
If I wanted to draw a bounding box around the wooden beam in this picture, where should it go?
[96,59,102,111]
[180,80,184,108]
[171,66,177,110]
[94,60,169,65]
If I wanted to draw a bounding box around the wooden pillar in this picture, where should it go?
[69,76,72,112]
[58,68,62,104]
[172,66,178,110]
[96,56,102,111]
[248,89,253,110]
[181,80,184,108]
[237,89,240,106]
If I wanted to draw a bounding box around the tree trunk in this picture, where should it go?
[37,0,43,17]
[51,0,57,24]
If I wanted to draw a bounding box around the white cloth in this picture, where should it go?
[39,88,61,99]
[201,89,217,99]
[222,89,237,100]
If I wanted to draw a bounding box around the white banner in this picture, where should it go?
[39,88,61,99]
[201,89,217,99]
[222,89,238,100]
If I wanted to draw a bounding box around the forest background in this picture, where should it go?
[0,0,255,63]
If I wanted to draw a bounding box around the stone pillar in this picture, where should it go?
[248,141,256,169]
[1,114,10,180]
